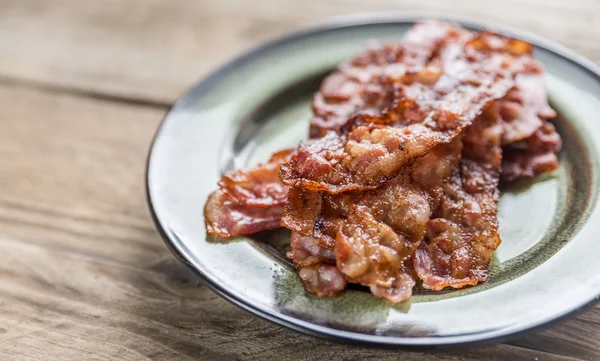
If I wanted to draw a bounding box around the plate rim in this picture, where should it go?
[146,13,600,347]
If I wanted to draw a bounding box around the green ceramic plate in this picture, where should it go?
[146,15,600,346]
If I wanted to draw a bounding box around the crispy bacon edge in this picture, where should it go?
[204,149,293,238]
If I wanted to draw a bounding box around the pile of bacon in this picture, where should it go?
[204,21,562,303]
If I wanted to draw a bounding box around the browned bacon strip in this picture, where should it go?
[335,140,461,302]
[281,32,533,194]
[501,122,562,181]
[283,140,462,302]
[310,21,468,138]
[414,104,503,289]
[282,187,352,246]
[518,122,562,154]
[499,65,556,145]
[204,191,286,238]
[501,150,559,182]
[493,49,562,181]
[219,149,292,206]
[282,186,355,297]
[287,232,347,297]
[496,56,561,181]
[204,150,293,238]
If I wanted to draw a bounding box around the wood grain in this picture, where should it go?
[1,0,600,359]
[0,84,599,360]
[0,85,165,267]
[0,0,599,104]
[0,236,583,361]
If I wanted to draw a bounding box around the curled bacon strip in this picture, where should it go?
[287,231,347,297]
[414,104,503,289]
[501,122,562,181]
[496,55,561,181]
[204,150,293,238]
[283,140,461,302]
[499,68,556,145]
[309,21,468,138]
[281,32,534,194]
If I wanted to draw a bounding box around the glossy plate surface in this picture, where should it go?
[147,16,600,346]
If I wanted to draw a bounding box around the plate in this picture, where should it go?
[146,15,600,346]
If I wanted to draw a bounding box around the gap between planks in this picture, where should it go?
[0,74,171,110]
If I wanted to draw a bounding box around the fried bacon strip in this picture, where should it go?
[501,122,562,181]
[283,140,462,302]
[287,231,347,297]
[281,31,535,194]
[496,56,561,181]
[499,62,556,145]
[502,150,559,182]
[204,150,293,238]
[335,140,461,302]
[309,21,469,138]
[413,104,503,289]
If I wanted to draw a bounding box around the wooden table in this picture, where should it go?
[1,1,599,360]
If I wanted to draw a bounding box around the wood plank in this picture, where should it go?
[0,236,584,361]
[0,0,598,104]
[0,84,166,266]
[0,84,598,359]
[507,308,600,360]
